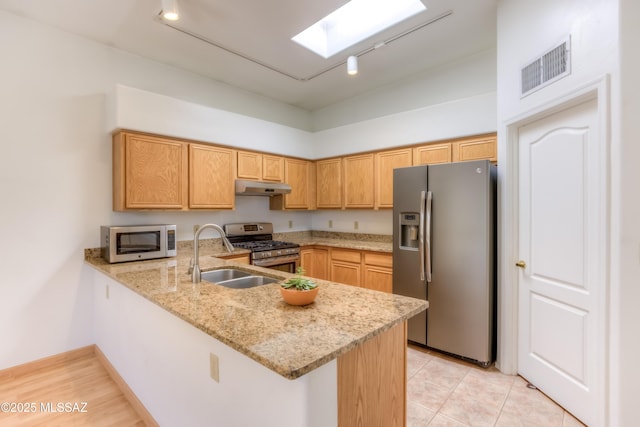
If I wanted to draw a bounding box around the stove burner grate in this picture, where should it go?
[232,240,299,252]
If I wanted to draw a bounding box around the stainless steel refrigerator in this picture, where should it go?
[392,160,496,366]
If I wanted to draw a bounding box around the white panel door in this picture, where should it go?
[517,98,604,426]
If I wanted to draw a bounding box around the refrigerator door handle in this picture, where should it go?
[419,190,426,282]
[426,191,433,283]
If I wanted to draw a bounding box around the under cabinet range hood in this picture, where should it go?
[235,179,292,196]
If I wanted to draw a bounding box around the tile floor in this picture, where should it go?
[406,345,587,426]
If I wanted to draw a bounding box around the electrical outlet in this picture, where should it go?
[288,220,293,229]
[328,220,333,228]
[210,352,220,382]
[354,221,359,230]
[193,225,200,234]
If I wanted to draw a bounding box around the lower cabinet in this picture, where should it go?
[303,246,392,292]
[338,321,406,427]
[329,249,362,287]
[219,253,251,264]
[300,247,329,280]
[363,252,393,293]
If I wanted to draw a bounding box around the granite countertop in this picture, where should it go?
[85,237,425,380]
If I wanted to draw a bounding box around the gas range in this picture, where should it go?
[223,223,300,271]
[231,240,300,260]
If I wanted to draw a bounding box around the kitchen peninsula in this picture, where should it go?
[85,240,426,427]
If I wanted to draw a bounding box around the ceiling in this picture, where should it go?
[0,0,496,111]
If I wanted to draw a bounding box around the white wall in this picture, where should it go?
[110,85,313,159]
[0,8,497,371]
[312,92,496,159]
[497,0,616,115]
[614,1,640,425]
[311,209,393,235]
[311,49,497,132]
[496,0,639,424]
[0,10,312,369]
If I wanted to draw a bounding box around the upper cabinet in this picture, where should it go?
[189,144,235,209]
[113,131,234,211]
[344,154,374,209]
[112,130,496,212]
[236,151,262,180]
[413,143,452,165]
[237,151,284,182]
[270,158,316,210]
[375,148,412,209]
[262,154,285,182]
[316,158,343,209]
[451,135,497,163]
[413,135,497,165]
[113,132,188,210]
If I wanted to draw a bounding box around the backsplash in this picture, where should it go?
[275,230,392,243]
[86,230,393,261]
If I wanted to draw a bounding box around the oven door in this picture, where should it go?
[252,255,300,274]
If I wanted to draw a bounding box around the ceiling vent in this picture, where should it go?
[521,37,571,97]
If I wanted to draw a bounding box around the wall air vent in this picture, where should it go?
[521,37,571,97]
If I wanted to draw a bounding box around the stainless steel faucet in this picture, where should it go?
[190,223,234,283]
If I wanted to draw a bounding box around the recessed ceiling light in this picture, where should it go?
[291,0,427,59]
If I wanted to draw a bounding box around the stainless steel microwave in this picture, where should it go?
[101,225,177,263]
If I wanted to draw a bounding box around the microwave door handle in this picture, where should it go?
[419,191,426,282]
[425,191,433,283]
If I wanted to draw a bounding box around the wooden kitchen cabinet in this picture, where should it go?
[189,144,235,209]
[237,151,284,182]
[375,148,413,209]
[363,252,393,293]
[300,247,329,280]
[343,153,374,208]
[316,158,343,209]
[113,132,188,210]
[219,253,251,264]
[270,158,315,210]
[236,151,262,180]
[330,248,362,286]
[413,142,452,165]
[338,322,406,427]
[262,154,284,182]
[113,131,236,211]
[451,134,497,163]
[305,246,392,292]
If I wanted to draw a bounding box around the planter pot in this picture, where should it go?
[280,287,319,306]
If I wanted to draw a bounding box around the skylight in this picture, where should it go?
[292,0,427,59]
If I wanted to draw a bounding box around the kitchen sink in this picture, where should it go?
[200,269,251,283]
[214,275,280,289]
[200,268,280,289]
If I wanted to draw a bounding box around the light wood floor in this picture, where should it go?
[0,346,148,426]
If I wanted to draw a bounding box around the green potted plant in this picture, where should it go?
[280,267,319,306]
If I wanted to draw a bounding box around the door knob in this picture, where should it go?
[515,260,526,268]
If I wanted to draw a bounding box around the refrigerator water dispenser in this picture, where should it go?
[399,213,420,250]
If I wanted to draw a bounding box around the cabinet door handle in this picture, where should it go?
[515,260,526,269]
